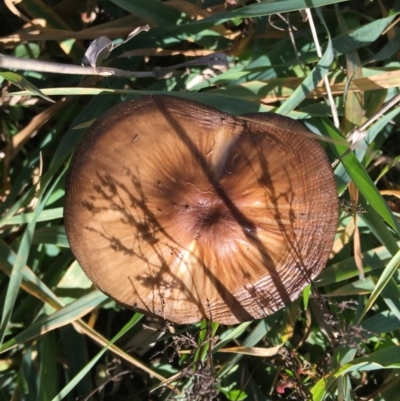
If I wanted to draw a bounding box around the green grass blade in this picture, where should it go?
[32,226,69,248]
[217,312,282,378]
[319,119,400,234]
[0,291,108,353]
[0,71,54,103]
[111,0,184,25]
[335,346,400,376]
[380,278,400,321]
[356,249,400,324]
[332,14,399,55]
[0,207,63,226]
[316,243,398,287]
[312,346,400,400]
[50,313,143,401]
[37,332,58,401]
[359,196,399,256]
[362,310,400,334]
[277,42,333,115]
[186,0,350,27]
[0,238,66,309]
[214,322,252,352]
[0,164,68,346]
[277,7,333,115]
[0,222,36,346]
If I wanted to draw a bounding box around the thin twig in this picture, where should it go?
[279,13,306,76]
[0,52,228,81]
[0,55,157,78]
[305,8,340,128]
[268,14,286,31]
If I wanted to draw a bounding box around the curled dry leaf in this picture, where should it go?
[64,95,338,325]
[82,36,113,68]
[82,25,150,68]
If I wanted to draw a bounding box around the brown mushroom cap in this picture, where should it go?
[64,95,338,325]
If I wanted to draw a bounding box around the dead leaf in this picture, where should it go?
[218,344,283,357]
[82,36,113,68]
[82,25,150,67]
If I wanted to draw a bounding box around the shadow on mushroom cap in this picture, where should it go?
[64,95,338,325]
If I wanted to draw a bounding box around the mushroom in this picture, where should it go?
[64,95,338,325]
